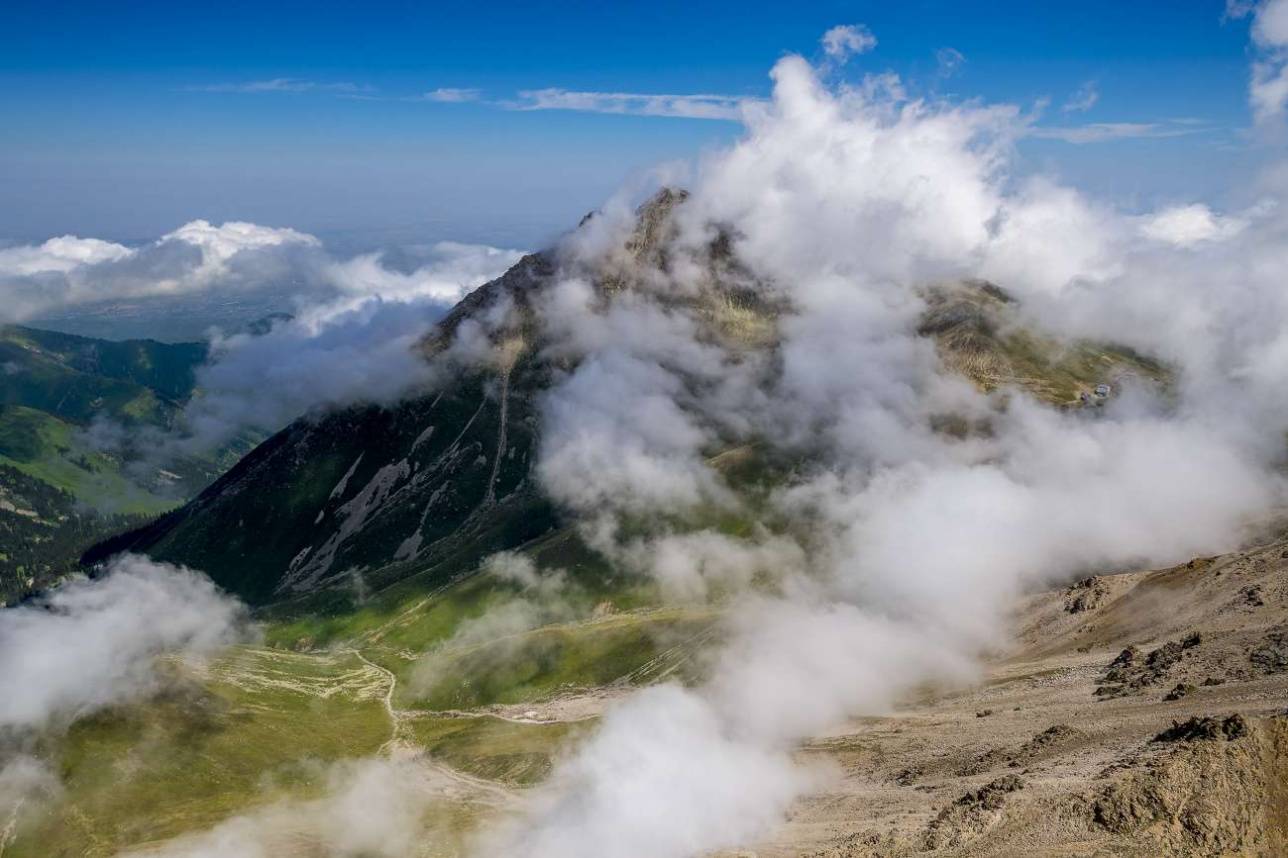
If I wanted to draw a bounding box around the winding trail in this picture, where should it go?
[345,648,515,805]
[347,649,402,753]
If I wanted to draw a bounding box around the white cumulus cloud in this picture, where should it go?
[1139,203,1248,246]
[820,24,877,61]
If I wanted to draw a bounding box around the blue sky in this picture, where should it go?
[0,1,1260,250]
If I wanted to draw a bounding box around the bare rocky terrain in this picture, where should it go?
[720,538,1288,857]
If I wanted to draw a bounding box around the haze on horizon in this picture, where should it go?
[0,0,1266,252]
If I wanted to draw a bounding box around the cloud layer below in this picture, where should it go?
[0,220,524,461]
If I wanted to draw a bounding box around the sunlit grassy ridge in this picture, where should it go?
[260,527,650,648]
[10,649,391,857]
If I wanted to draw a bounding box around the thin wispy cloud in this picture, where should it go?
[187,79,755,118]
[418,87,482,103]
[1028,120,1207,144]
[508,88,756,120]
[936,47,966,78]
[183,73,1209,149]
[1062,80,1100,112]
[189,78,373,95]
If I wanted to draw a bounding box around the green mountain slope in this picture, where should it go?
[0,325,206,419]
[0,325,257,602]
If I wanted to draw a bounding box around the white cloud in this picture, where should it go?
[108,240,523,459]
[820,24,877,61]
[1062,80,1100,112]
[1026,120,1203,143]
[1250,0,1288,46]
[0,220,523,471]
[0,236,131,275]
[511,88,751,120]
[1252,58,1288,124]
[475,683,826,858]
[0,555,249,731]
[0,219,321,322]
[167,299,442,451]
[162,219,320,283]
[420,87,481,103]
[0,757,61,843]
[1230,0,1288,124]
[0,221,511,327]
[469,32,1288,857]
[191,79,371,95]
[1139,203,1248,246]
[982,177,1121,293]
[325,240,521,304]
